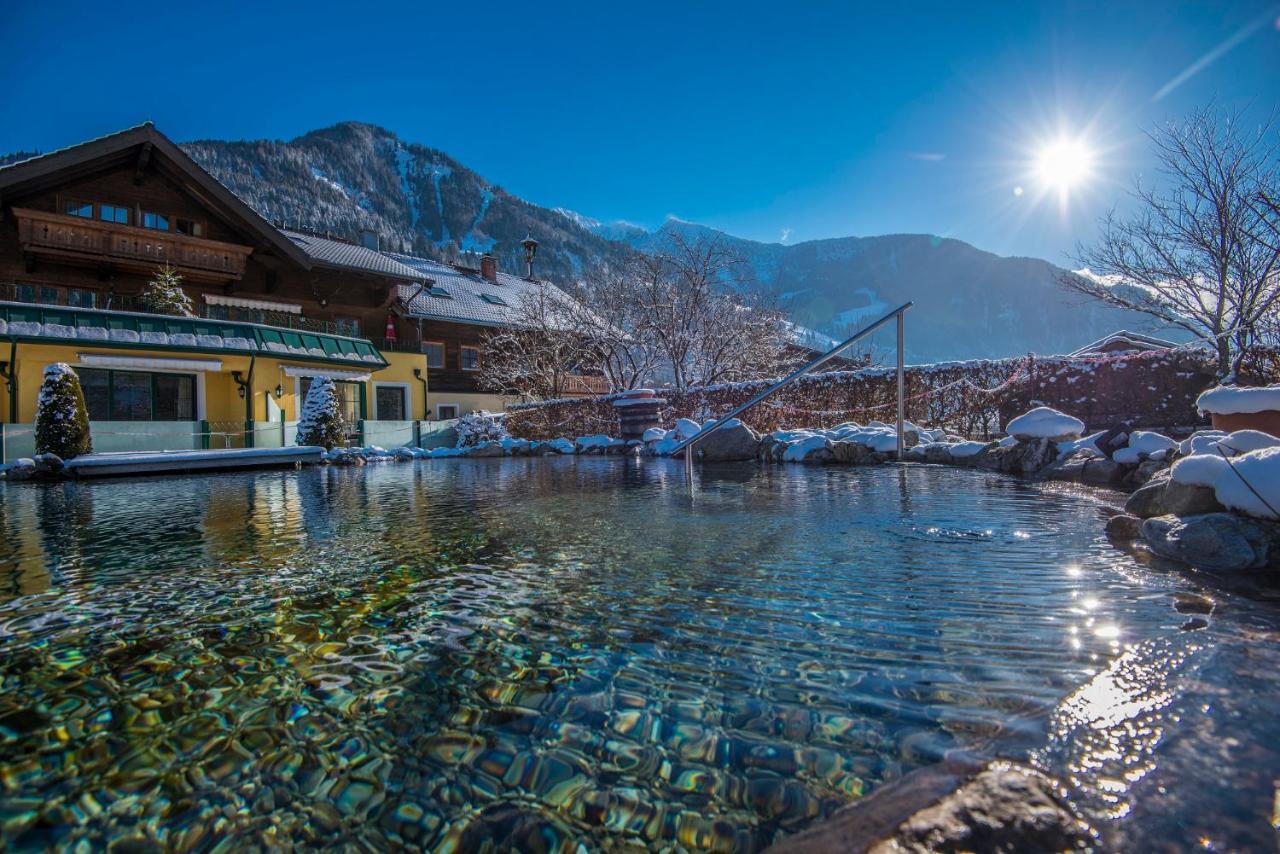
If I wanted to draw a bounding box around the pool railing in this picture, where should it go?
[671,301,914,479]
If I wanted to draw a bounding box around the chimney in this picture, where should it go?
[358,228,379,250]
[480,253,498,282]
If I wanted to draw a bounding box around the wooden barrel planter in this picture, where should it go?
[1198,385,1280,438]
[612,389,667,441]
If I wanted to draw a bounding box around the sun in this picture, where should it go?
[1035,138,1094,193]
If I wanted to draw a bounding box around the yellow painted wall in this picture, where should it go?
[426,390,513,419]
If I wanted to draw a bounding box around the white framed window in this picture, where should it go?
[422,341,445,369]
[460,346,480,371]
[436,404,459,420]
[373,382,410,421]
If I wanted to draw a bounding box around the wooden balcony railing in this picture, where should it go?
[14,208,253,282]
[563,374,611,396]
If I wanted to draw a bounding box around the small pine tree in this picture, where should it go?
[296,377,347,450]
[139,264,195,317]
[35,363,92,459]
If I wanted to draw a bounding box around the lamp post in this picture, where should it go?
[521,236,539,279]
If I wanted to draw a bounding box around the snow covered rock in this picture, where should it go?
[1196,384,1280,415]
[695,420,760,462]
[831,440,886,465]
[1212,430,1280,456]
[783,435,834,464]
[1044,450,1123,486]
[976,438,1059,476]
[1005,407,1084,442]
[1179,430,1228,456]
[1112,431,1177,464]
[1170,447,1280,521]
[545,437,577,455]
[673,418,703,442]
[641,427,668,443]
[468,441,506,457]
[1141,513,1276,572]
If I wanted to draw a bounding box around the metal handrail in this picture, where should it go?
[673,301,914,478]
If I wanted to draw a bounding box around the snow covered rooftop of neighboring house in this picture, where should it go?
[1068,329,1181,357]
[387,252,581,328]
[282,229,424,281]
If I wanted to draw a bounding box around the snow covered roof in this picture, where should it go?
[1069,329,1180,358]
[387,252,581,328]
[282,230,424,281]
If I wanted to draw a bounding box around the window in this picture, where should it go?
[480,293,508,306]
[427,286,452,298]
[66,288,96,309]
[460,346,480,371]
[99,204,130,225]
[141,211,170,231]
[38,286,59,305]
[78,368,196,422]
[375,385,407,421]
[14,284,36,304]
[64,199,93,218]
[422,341,445,369]
[436,404,459,420]
[174,218,204,237]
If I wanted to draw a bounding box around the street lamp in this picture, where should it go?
[521,235,539,279]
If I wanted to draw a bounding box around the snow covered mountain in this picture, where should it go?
[180,123,635,284]
[13,120,1167,362]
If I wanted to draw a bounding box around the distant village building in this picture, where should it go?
[1069,330,1180,358]
[0,123,594,461]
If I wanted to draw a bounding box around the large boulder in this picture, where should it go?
[1125,473,1224,518]
[468,442,507,457]
[873,763,1096,853]
[783,436,835,464]
[1141,513,1277,572]
[696,420,761,462]
[831,441,887,466]
[1044,450,1123,486]
[975,438,1057,476]
[1005,407,1085,443]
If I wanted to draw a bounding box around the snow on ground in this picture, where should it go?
[1197,384,1280,415]
[1172,447,1280,520]
[1005,407,1085,440]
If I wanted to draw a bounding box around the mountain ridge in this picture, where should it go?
[4,120,1172,361]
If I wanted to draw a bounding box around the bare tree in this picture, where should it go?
[571,264,663,391]
[600,234,796,393]
[477,281,593,401]
[1062,105,1280,378]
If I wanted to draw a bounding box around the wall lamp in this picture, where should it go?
[231,370,250,400]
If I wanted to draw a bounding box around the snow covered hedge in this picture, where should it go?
[455,411,510,448]
[296,377,347,450]
[35,363,92,459]
[506,346,1279,441]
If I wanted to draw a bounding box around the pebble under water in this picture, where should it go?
[2,458,1280,851]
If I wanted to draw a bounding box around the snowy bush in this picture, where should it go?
[296,377,347,450]
[35,363,91,459]
[138,264,195,317]
[455,410,510,449]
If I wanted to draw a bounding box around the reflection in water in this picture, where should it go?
[0,459,1278,850]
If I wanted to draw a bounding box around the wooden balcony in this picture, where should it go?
[563,373,611,396]
[14,207,253,283]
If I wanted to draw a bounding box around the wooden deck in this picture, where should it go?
[65,446,324,478]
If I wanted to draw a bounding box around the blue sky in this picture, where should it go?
[2,1,1277,263]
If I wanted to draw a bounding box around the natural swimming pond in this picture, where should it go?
[2,459,1279,850]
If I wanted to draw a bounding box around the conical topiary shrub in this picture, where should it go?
[296,377,347,450]
[35,363,92,459]
[138,264,195,317]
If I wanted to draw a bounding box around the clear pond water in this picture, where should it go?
[1,459,1279,851]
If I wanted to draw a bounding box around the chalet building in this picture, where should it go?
[386,251,607,418]
[0,122,593,461]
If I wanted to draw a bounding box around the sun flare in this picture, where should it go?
[1035,138,1094,192]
